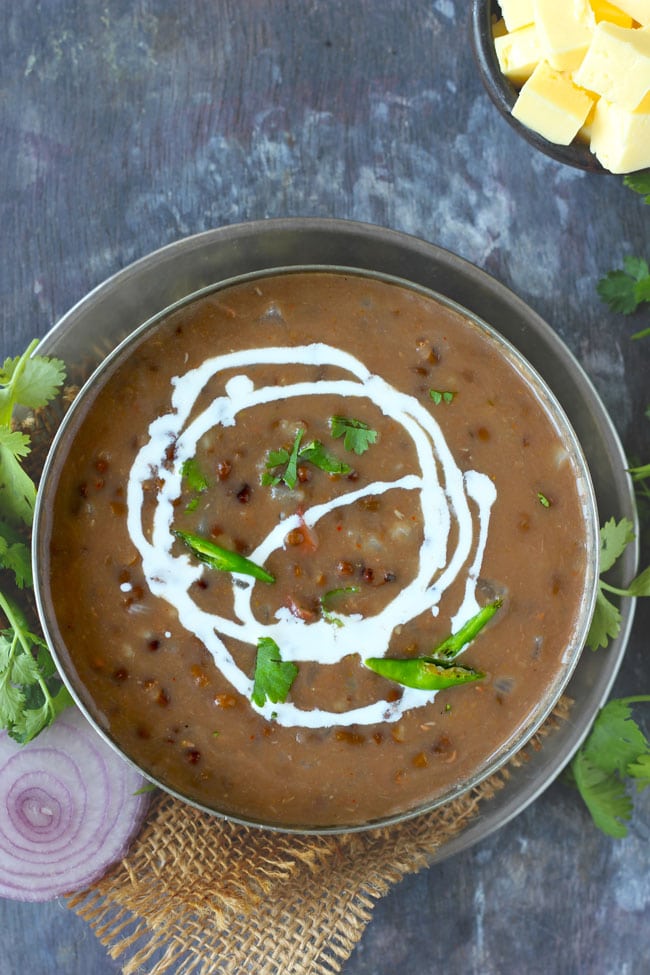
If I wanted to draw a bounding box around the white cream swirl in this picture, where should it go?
[126,344,496,728]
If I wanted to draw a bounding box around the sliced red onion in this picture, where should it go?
[0,706,151,901]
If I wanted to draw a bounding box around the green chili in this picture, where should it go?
[173,529,275,583]
[365,657,484,690]
[430,598,502,662]
[364,599,501,691]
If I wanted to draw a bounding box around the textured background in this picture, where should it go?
[1,1,649,973]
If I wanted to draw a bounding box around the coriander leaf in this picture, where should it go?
[0,521,32,589]
[181,457,209,494]
[587,590,621,651]
[581,698,648,778]
[624,169,650,204]
[0,340,66,425]
[298,440,351,476]
[627,565,650,596]
[597,257,650,315]
[628,753,650,792]
[599,516,634,573]
[266,448,291,467]
[571,751,633,838]
[262,430,303,489]
[429,389,456,405]
[623,255,650,282]
[0,431,37,526]
[588,518,650,650]
[329,415,378,455]
[569,695,650,836]
[9,643,41,685]
[0,592,74,743]
[597,270,639,315]
[6,353,66,412]
[251,637,298,707]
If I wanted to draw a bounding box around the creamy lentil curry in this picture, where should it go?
[43,271,592,829]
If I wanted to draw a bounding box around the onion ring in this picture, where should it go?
[0,707,150,901]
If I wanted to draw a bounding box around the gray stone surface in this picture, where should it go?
[1,2,648,973]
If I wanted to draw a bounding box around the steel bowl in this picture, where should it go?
[32,219,635,840]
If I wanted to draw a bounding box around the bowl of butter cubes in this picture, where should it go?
[471,0,650,174]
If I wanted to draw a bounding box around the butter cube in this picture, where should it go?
[495,24,543,84]
[589,94,650,171]
[512,60,595,143]
[533,0,596,70]
[589,0,634,26]
[611,0,650,23]
[498,0,535,32]
[574,22,650,109]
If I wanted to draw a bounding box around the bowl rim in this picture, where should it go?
[33,258,601,834]
[469,0,607,174]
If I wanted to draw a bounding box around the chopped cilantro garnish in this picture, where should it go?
[262,429,304,489]
[329,415,378,455]
[298,440,351,476]
[181,457,209,511]
[320,586,360,627]
[586,517,650,651]
[251,637,298,707]
[181,457,209,493]
[429,389,456,405]
[537,492,551,508]
[262,430,351,488]
[568,696,650,837]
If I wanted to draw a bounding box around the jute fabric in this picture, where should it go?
[68,698,572,975]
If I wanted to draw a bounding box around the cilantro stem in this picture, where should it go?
[599,580,637,597]
[0,590,59,714]
[0,339,39,427]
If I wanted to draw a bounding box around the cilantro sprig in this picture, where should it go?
[586,517,650,651]
[320,586,360,627]
[329,415,378,455]
[251,636,298,707]
[181,457,209,512]
[0,340,71,742]
[0,592,73,743]
[568,696,650,838]
[597,171,650,328]
[262,428,351,489]
[597,256,650,318]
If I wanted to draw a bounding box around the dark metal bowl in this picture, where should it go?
[32,219,635,841]
[470,0,606,173]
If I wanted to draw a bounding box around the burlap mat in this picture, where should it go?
[67,697,572,975]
